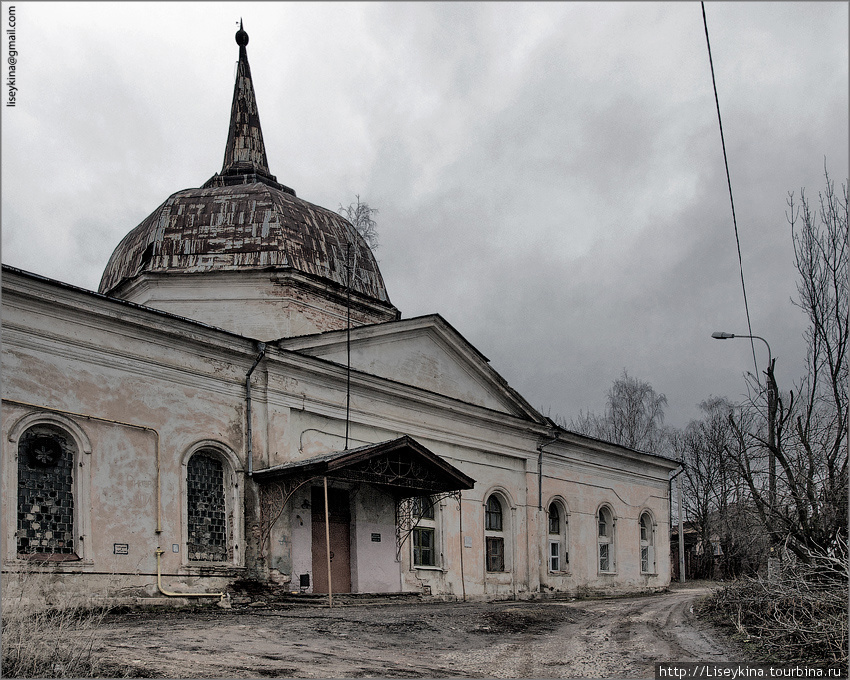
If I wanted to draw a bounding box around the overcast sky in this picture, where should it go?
[2,2,848,430]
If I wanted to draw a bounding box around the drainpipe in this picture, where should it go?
[536,429,560,511]
[535,429,559,595]
[245,342,267,477]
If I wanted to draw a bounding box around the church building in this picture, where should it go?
[2,25,679,603]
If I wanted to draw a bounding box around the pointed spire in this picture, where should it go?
[220,20,275,181]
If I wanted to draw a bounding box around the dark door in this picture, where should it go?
[311,486,351,593]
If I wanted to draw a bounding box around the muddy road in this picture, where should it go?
[94,583,740,678]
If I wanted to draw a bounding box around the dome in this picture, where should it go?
[98,22,396,327]
[98,182,390,304]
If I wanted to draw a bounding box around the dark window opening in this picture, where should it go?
[548,503,560,534]
[412,496,434,520]
[485,496,502,532]
[486,536,505,572]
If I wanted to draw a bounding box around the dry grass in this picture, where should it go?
[1,565,142,678]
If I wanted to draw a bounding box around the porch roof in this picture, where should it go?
[252,435,475,496]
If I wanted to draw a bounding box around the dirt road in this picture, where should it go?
[94,584,739,678]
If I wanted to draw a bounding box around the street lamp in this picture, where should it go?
[711,332,772,370]
[711,331,777,513]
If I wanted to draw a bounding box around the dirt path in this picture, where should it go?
[94,584,740,678]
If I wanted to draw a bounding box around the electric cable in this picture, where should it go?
[701,2,761,382]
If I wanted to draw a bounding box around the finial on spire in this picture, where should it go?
[235,18,248,47]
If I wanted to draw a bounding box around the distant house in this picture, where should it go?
[2,25,679,603]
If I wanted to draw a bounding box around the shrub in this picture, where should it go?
[699,548,848,668]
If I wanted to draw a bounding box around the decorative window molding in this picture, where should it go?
[180,441,243,567]
[8,413,92,564]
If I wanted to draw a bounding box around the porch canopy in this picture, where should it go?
[252,435,475,497]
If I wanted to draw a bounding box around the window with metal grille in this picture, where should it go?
[187,452,228,562]
[486,536,505,572]
[599,542,610,572]
[413,527,435,566]
[17,426,77,557]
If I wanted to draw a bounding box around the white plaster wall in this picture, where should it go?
[350,486,401,593]
[3,270,678,601]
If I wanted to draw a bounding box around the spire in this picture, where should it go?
[203,21,294,194]
[220,20,275,181]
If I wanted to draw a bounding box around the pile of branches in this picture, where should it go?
[700,545,848,667]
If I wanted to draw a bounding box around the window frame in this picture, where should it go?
[546,499,570,573]
[410,495,440,569]
[597,505,616,574]
[639,511,656,574]
[484,491,512,573]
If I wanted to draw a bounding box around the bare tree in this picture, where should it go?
[677,397,768,577]
[729,168,848,563]
[339,195,379,249]
[570,370,669,453]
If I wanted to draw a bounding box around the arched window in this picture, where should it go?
[412,496,437,567]
[17,425,78,559]
[640,511,655,573]
[187,451,229,562]
[485,494,506,572]
[547,500,569,572]
[598,505,615,573]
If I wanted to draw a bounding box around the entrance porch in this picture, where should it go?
[253,436,475,595]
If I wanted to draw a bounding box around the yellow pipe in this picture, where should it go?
[156,548,224,600]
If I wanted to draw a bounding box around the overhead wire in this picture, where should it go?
[701,2,761,382]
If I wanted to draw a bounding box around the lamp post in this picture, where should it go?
[711,331,777,513]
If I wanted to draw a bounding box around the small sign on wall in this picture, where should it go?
[113,543,129,555]
[464,536,473,548]
[371,533,381,542]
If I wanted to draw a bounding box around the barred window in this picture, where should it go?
[17,426,77,558]
[187,452,228,562]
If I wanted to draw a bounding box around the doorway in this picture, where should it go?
[311,486,351,593]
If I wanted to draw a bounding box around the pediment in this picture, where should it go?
[278,315,544,421]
